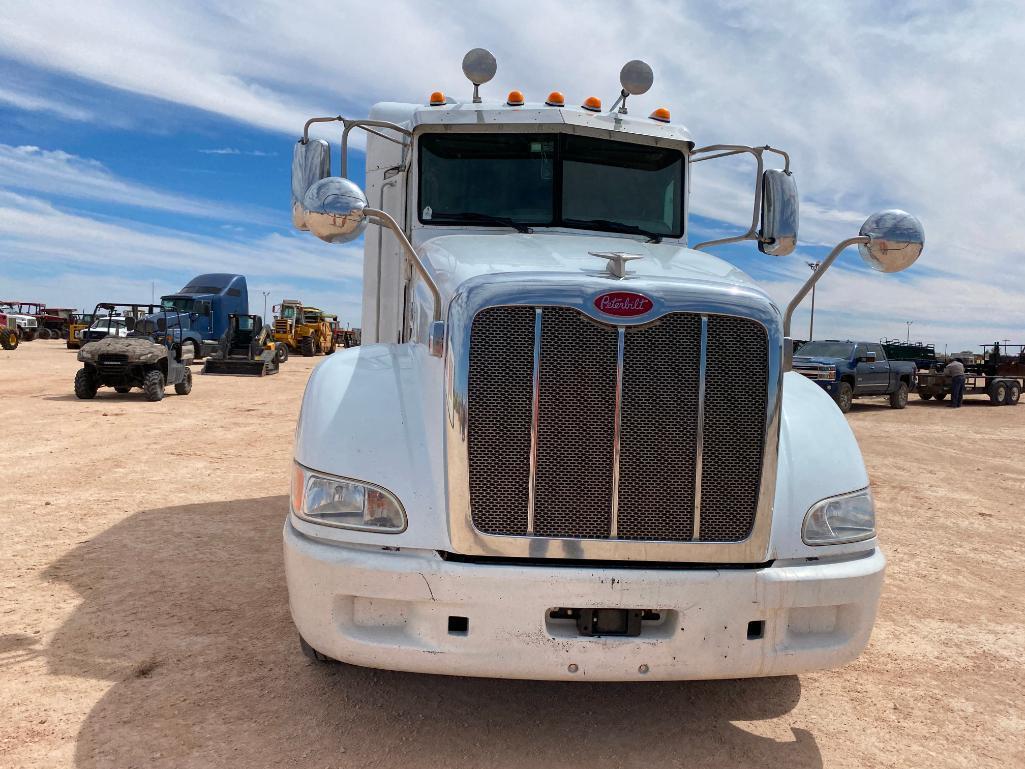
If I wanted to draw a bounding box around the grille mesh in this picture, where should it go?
[617,314,702,540]
[533,308,618,538]
[467,307,535,535]
[698,316,768,541]
[465,306,769,544]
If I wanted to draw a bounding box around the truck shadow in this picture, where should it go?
[42,496,822,769]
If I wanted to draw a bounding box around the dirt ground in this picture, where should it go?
[1,340,1022,769]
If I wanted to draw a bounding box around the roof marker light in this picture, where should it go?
[429,91,446,106]
[507,90,525,106]
[545,91,565,107]
[649,107,671,123]
[581,96,602,112]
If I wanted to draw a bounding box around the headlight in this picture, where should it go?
[821,365,837,380]
[290,463,406,533]
[802,488,875,545]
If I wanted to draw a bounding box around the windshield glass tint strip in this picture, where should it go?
[418,133,685,238]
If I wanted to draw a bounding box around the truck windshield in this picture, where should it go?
[162,297,196,313]
[419,133,684,239]
[797,341,855,358]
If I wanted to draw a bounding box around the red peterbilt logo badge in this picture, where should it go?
[593,291,653,317]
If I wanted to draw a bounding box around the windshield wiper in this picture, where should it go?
[561,218,664,243]
[433,212,532,233]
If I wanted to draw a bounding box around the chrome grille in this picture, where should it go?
[617,313,702,540]
[698,315,768,541]
[533,308,618,538]
[466,306,769,543]
[467,307,535,536]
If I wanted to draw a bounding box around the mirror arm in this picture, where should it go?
[783,236,868,337]
[302,115,343,142]
[690,144,791,251]
[340,120,412,178]
[301,116,412,178]
[363,207,442,325]
[690,145,765,251]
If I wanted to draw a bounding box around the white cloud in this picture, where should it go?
[199,147,277,156]
[0,144,272,222]
[0,191,365,326]
[0,84,93,121]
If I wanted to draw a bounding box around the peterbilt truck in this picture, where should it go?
[283,50,925,680]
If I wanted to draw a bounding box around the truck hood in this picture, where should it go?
[416,232,768,304]
[792,355,846,367]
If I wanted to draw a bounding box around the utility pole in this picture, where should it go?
[261,291,271,322]
[905,320,913,344]
[806,261,820,340]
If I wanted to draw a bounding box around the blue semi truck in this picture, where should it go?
[159,274,248,359]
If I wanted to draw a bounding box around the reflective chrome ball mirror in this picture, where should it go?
[291,138,331,231]
[302,177,369,244]
[620,60,654,95]
[462,48,497,85]
[858,209,924,273]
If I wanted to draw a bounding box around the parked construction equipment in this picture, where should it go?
[202,315,280,377]
[66,312,96,349]
[272,300,335,358]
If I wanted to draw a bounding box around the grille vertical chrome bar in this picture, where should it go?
[526,308,543,535]
[610,325,626,537]
[693,314,709,540]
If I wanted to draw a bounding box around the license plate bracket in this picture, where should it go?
[549,608,648,637]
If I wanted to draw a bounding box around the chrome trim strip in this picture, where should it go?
[610,325,626,537]
[526,308,543,535]
[693,314,708,540]
[445,273,783,563]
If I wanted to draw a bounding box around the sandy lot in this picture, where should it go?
[1,340,1022,769]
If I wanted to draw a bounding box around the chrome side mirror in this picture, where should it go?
[858,209,925,273]
[759,169,799,256]
[302,177,369,244]
[783,209,925,365]
[291,139,331,231]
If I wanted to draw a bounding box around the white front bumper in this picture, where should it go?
[283,519,884,681]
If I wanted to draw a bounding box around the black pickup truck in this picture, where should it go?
[792,340,918,413]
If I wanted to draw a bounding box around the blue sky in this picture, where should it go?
[2,0,1023,351]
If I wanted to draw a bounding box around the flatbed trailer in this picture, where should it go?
[916,371,1022,406]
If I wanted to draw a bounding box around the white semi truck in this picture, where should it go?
[283,50,924,680]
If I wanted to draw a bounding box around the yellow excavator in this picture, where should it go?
[271,300,335,359]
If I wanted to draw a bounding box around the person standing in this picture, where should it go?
[946,358,966,407]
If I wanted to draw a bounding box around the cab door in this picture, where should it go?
[854,343,887,393]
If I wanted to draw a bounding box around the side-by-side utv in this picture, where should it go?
[74,312,193,402]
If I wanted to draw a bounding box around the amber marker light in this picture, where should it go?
[429,91,446,106]
[545,91,565,107]
[291,463,306,514]
[507,90,525,106]
[581,96,602,112]
[649,107,671,123]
